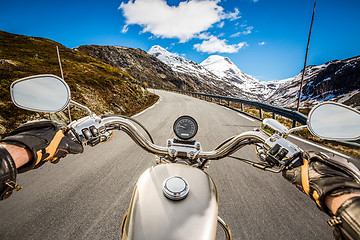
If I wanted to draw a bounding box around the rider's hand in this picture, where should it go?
[1,120,83,173]
[282,151,360,215]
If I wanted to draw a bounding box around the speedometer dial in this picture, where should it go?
[173,116,198,140]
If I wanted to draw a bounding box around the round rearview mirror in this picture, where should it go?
[307,102,360,141]
[10,74,70,113]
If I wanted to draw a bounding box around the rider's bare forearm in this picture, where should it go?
[2,144,32,168]
[325,193,360,215]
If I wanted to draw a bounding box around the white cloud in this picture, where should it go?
[258,41,266,46]
[119,0,242,42]
[222,8,241,21]
[119,0,228,42]
[230,26,253,37]
[194,36,247,53]
[242,26,253,35]
[198,32,211,40]
[230,32,240,38]
[121,25,129,34]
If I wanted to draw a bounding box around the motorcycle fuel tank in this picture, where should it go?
[121,164,218,240]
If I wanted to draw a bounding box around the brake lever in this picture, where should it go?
[228,156,282,173]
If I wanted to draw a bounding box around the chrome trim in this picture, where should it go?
[163,176,189,200]
[198,131,268,160]
[167,138,202,160]
[70,100,93,117]
[88,116,168,156]
[288,125,307,134]
[218,216,232,240]
[261,118,289,137]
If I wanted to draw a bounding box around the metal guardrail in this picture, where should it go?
[161,89,308,124]
[159,88,360,149]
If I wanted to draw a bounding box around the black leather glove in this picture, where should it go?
[0,120,83,173]
[282,151,360,215]
[0,147,17,200]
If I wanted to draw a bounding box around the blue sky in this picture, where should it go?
[1,0,359,81]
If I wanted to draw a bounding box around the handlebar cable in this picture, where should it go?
[100,114,154,144]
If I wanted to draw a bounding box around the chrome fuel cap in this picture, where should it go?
[163,176,189,201]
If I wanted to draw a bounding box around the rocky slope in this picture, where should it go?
[0,31,158,135]
[76,45,241,96]
[267,56,360,109]
[74,45,184,90]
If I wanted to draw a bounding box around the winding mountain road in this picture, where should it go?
[0,90,347,239]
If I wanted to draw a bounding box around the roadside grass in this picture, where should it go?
[0,30,158,136]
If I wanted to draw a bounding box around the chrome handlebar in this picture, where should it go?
[69,115,269,160]
[198,131,268,160]
[69,115,168,155]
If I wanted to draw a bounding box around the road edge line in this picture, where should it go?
[289,135,351,159]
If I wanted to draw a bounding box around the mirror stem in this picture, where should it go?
[70,100,94,118]
[288,125,307,134]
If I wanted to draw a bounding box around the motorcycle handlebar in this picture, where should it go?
[198,131,268,160]
[70,115,268,160]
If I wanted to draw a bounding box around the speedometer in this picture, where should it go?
[173,116,198,140]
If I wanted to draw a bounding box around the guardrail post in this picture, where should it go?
[292,120,297,128]
[259,108,263,119]
[161,88,308,126]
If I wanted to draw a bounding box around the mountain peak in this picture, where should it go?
[148,45,167,53]
[148,45,185,65]
[201,55,234,68]
[200,55,258,85]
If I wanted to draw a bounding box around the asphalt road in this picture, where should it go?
[0,90,344,240]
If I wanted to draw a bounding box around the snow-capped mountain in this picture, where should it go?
[148,45,250,97]
[200,55,278,98]
[148,45,219,81]
[149,45,360,108]
[148,45,276,100]
[200,55,257,84]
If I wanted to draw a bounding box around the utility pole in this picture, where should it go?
[56,46,72,122]
[296,2,317,111]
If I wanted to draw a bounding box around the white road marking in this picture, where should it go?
[133,96,162,117]
[288,135,351,159]
[237,113,255,122]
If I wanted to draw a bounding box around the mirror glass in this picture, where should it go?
[11,74,70,112]
[308,102,360,141]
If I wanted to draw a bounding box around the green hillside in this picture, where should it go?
[0,30,158,136]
